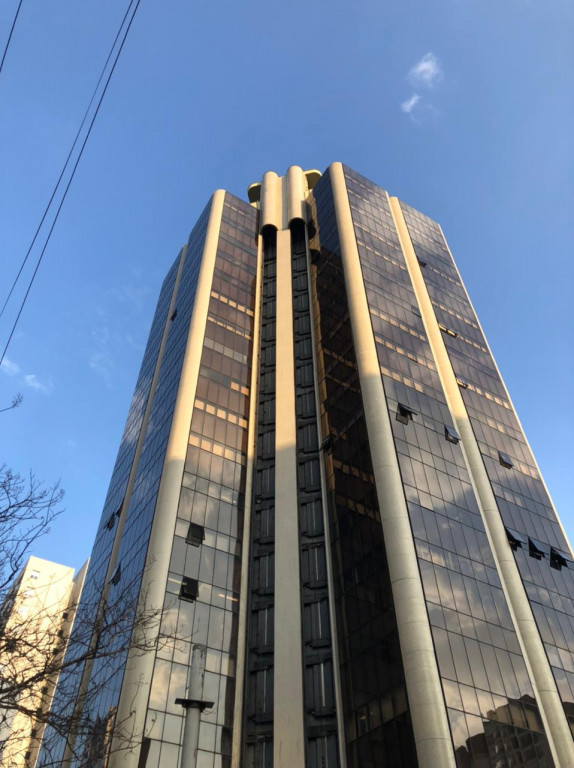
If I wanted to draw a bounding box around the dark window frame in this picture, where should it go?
[180,577,199,602]
[498,451,514,469]
[396,403,418,425]
[186,522,205,547]
[444,425,460,444]
[505,527,528,551]
[528,538,551,561]
[550,547,573,571]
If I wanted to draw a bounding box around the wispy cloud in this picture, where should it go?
[1,356,53,395]
[407,52,442,89]
[401,52,443,120]
[24,374,53,395]
[401,93,420,115]
[88,321,114,386]
[1,358,20,376]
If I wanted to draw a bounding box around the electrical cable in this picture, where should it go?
[0,0,142,366]
[0,0,137,321]
[0,0,23,75]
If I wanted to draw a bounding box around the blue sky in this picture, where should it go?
[1,0,572,572]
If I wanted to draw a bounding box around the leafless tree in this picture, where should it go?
[0,467,166,767]
[0,465,63,594]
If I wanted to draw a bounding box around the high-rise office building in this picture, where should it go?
[40,164,574,768]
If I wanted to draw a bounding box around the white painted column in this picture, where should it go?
[110,190,226,768]
[389,196,574,768]
[329,163,456,768]
[273,226,306,767]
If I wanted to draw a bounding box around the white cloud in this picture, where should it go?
[401,93,420,114]
[0,357,20,376]
[24,374,53,395]
[407,52,442,89]
[89,320,114,386]
[1,357,52,394]
[401,52,443,119]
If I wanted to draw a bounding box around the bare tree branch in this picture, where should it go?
[0,465,63,594]
[0,393,23,414]
[0,471,168,766]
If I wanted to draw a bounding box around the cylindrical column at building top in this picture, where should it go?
[260,171,281,230]
[286,165,307,224]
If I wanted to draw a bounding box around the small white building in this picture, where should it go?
[0,556,87,768]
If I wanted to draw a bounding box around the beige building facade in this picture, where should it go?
[0,556,86,768]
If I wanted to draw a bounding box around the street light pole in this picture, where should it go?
[176,644,214,768]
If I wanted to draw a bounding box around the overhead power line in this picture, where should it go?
[0,0,23,76]
[0,0,142,366]
[0,0,138,322]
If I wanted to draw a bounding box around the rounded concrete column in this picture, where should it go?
[260,171,281,230]
[273,225,306,767]
[62,247,187,767]
[286,165,306,224]
[329,163,456,768]
[231,234,264,768]
[389,196,574,768]
[111,190,226,768]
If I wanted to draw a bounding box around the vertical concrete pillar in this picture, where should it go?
[111,190,226,768]
[330,162,456,768]
[273,225,306,766]
[305,213,348,767]
[62,247,187,767]
[389,196,574,768]
[231,234,263,767]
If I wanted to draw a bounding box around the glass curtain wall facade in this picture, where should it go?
[40,165,574,768]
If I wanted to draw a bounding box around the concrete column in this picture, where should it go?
[105,246,187,586]
[110,190,226,768]
[329,163,456,768]
[260,172,281,230]
[436,223,574,559]
[286,165,307,224]
[305,216,347,767]
[63,247,187,767]
[273,226,306,767]
[231,233,264,767]
[389,196,574,768]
